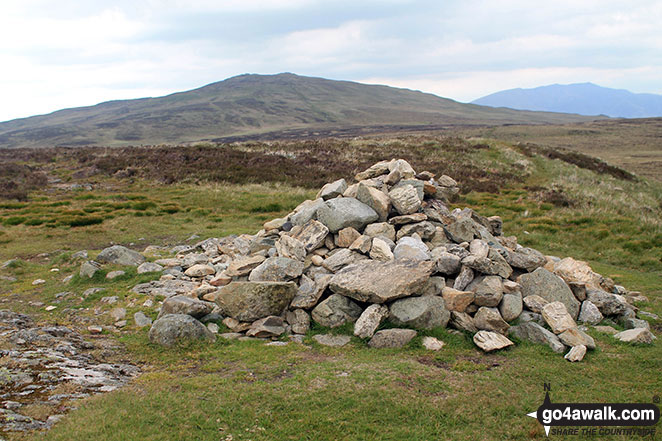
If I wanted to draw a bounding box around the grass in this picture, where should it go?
[0,134,660,441]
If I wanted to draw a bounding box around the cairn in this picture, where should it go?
[130,159,655,359]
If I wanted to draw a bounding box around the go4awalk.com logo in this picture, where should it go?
[526,384,660,437]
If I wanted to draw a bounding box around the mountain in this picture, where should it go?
[472,83,662,118]
[0,73,598,148]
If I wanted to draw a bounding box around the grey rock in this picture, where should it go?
[542,301,577,334]
[105,270,125,280]
[290,219,330,252]
[509,322,565,353]
[623,318,650,330]
[184,264,215,277]
[158,295,214,319]
[329,259,435,304]
[369,238,394,261]
[148,314,215,347]
[109,307,126,321]
[396,221,436,240]
[137,262,164,274]
[311,294,362,328]
[522,294,549,313]
[96,245,145,266]
[467,275,503,307]
[354,304,389,338]
[290,274,332,309]
[79,261,100,278]
[316,197,379,233]
[131,279,198,298]
[519,268,580,319]
[290,198,325,226]
[473,330,514,352]
[225,255,267,277]
[389,184,421,215]
[368,328,417,348]
[499,291,523,322]
[134,312,153,328]
[318,179,348,200]
[453,266,474,290]
[519,311,545,326]
[565,345,587,362]
[246,316,286,338]
[393,236,431,261]
[450,311,478,333]
[286,309,311,334]
[313,334,351,347]
[275,235,306,261]
[444,218,476,243]
[504,247,546,272]
[356,184,391,221]
[364,222,396,242]
[214,281,297,322]
[613,328,656,344]
[469,239,489,258]
[461,249,513,279]
[558,328,596,349]
[473,307,510,335]
[586,289,628,317]
[248,257,304,282]
[389,296,450,329]
[578,300,603,325]
[322,249,368,272]
[433,251,462,275]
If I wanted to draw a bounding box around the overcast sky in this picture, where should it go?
[1,0,661,122]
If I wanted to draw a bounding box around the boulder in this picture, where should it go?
[335,227,361,248]
[322,249,368,272]
[553,257,603,290]
[389,296,450,329]
[370,238,394,261]
[311,294,362,328]
[578,300,603,325]
[441,287,474,312]
[453,266,474,290]
[467,275,503,307]
[354,304,389,338]
[318,179,348,200]
[444,218,476,243]
[473,307,510,335]
[368,329,417,348]
[499,291,523,322]
[393,236,431,261]
[285,309,311,335]
[316,197,379,233]
[364,222,396,242]
[158,295,214,319]
[449,311,478,333]
[96,245,145,266]
[248,257,304,282]
[290,274,331,309]
[433,251,462,275]
[558,328,596,349]
[290,198,325,226]
[329,259,435,304]
[462,249,513,279]
[134,312,153,328]
[275,235,306,261]
[356,184,391,221]
[290,219,330,252]
[522,295,549,313]
[505,247,546,272]
[184,264,215,278]
[313,334,352,347]
[148,314,215,347]
[519,268,580,319]
[509,322,565,353]
[355,160,391,181]
[565,345,587,362]
[586,289,628,316]
[137,262,164,274]
[542,302,577,334]
[246,316,286,338]
[79,261,100,278]
[613,328,656,344]
[389,184,421,215]
[214,281,296,322]
[225,255,267,277]
[396,221,436,240]
[473,331,514,352]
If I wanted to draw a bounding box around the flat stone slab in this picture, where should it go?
[313,334,352,347]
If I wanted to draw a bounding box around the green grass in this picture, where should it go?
[0,135,660,441]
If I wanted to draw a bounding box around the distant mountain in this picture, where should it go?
[472,83,662,118]
[0,73,597,148]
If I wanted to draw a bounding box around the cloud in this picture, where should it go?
[1,0,661,121]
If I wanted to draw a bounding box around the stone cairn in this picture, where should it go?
[126,159,655,360]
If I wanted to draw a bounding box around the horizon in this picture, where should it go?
[2,1,661,122]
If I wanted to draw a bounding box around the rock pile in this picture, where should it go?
[109,159,654,358]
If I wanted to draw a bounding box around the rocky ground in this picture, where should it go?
[0,310,139,438]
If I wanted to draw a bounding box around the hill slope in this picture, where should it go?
[472,82,662,118]
[0,73,597,148]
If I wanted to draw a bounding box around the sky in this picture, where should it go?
[1,0,661,122]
